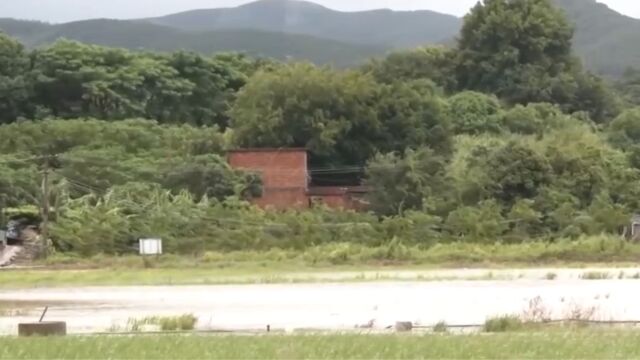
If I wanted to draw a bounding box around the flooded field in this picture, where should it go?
[1,275,639,334]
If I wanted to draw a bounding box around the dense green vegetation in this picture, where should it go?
[2,331,640,359]
[1,0,639,75]
[0,17,387,68]
[2,0,640,259]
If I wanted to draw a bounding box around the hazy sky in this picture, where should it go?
[0,0,637,23]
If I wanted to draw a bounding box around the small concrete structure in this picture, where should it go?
[18,322,67,337]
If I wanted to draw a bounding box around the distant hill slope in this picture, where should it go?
[146,0,462,49]
[0,18,388,67]
[1,0,640,75]
[553,0,640,76]
[147,0,640,76]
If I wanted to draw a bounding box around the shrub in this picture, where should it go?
[433,321,448,333]
[483,315,523,332]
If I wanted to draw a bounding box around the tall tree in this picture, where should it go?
[363,46,457,91]
[455,0,619,122]
[0,33,31,123]
[456,0,574,101]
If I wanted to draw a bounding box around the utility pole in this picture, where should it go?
[40,158,51,259]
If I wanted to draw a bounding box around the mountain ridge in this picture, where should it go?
[1,0,639,75]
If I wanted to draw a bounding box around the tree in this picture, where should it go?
[232,63,452,167]
[444,200,508,241]
[455,0,619,123]
[447,91,503,135]
[501,103,565,135]
[161,51,246,127]
[0,33,31,123]
[162,155,262,201]
[456,0,574,101]
[543,121,630,207]
[616,67,640,107]
[231,63,382,166]
[607,108,640,150]
[375,80,452,155]
[487,141,552,204]
[363,46,457,91]
[507,199,544,239]
[29,41,243,125]
[365,147,449,216]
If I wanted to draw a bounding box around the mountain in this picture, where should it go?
[146,0,462,49]
[1,0,640,75]
[0,18,388,67]
[553,0,640,76]
[146,0,640,76]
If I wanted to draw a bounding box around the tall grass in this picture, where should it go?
[1,332,640,359]
[483,315,524,332]
[41,235,640,270]
[126,314,197,332]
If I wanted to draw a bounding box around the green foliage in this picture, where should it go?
[127,314,197,332]
[501,103,566,135]
[0,119,252,210]
[446,91,502,135]
[454,0,619,123]
[445,200,508,241]
[617,68,640,107]
[365,148,449,216]
[364,47,457,91]
[486,141,552,204]
[483,316,524,332]
[433,321,448,333]
[28,41,242,126]
[1,7,639,257]
[232,63,451,166]
[607,108,640,150]
[0,32,31,123]
[456,0,574,102]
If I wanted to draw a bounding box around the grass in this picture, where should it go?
[1,331,640,359]
[483,315,525,332]
[39,235,640,268]
[126,314,198,332]
[433,321,448,333]
[0,236,639,288]
[580,271,611,280]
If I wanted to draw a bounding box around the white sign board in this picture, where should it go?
[139,238,162,255]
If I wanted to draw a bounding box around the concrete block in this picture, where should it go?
[18,322,67,337]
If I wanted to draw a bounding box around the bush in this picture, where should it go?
[127,314,197,332]
[483,316,523,332]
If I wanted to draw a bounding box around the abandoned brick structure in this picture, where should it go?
[228,148,367,210]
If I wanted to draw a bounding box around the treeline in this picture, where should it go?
[2,0,640,256]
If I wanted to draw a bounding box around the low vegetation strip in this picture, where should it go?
[1,331,639,359]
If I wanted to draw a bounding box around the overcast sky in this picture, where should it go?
[0,0,637,23]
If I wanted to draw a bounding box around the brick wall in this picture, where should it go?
[228,149,309,210]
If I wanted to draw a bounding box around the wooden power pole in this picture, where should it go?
[40,159,51,258]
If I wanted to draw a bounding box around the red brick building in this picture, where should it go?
[228,148,367,210]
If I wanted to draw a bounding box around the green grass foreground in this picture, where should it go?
[0,236,640,288]
[1,332,639,359]
[1,236,638,288]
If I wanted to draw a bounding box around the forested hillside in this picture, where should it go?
[1,0,640,75]
[2,0,640,258]
[0,18,386,67]
[555,0,640,76]
[146,0,462,48]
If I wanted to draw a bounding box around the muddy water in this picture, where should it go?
[0,279,639,335]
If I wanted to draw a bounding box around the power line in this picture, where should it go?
[0,155,51,165]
